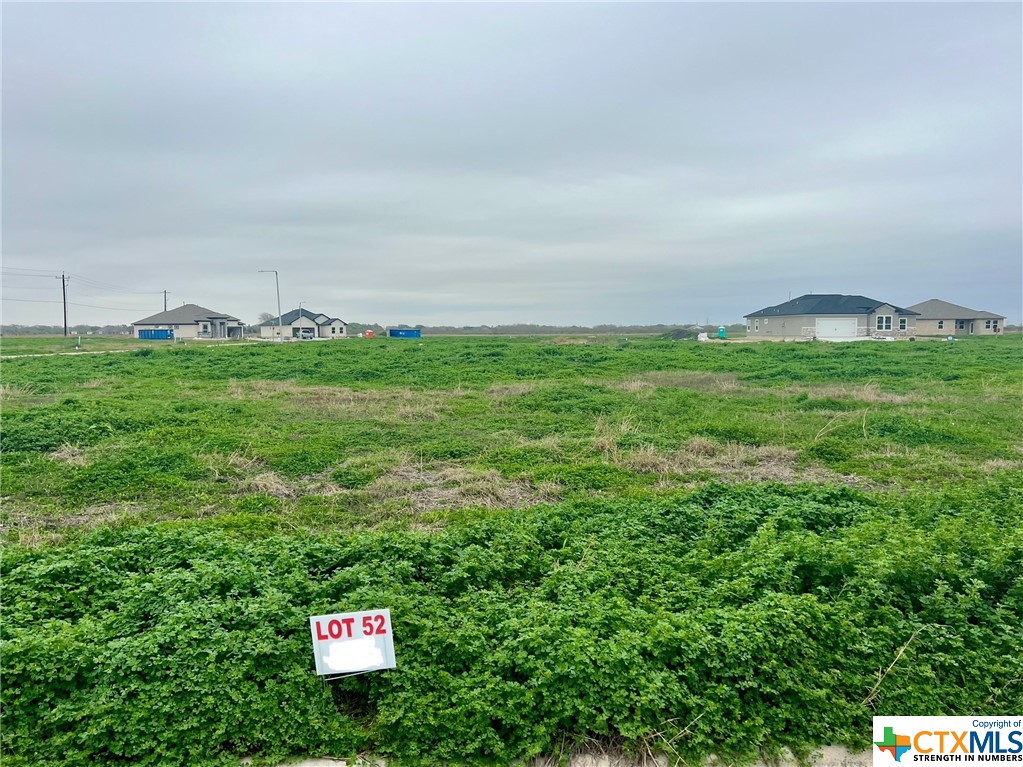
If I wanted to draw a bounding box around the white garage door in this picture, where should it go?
[815,318,859,339]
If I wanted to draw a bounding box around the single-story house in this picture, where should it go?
[132,304,245,339]
[259,309,348,340]
[905,299,1006,336]
[744,294,920,341]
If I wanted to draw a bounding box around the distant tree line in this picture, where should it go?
[4,322,754,338]
[343,323,749,336]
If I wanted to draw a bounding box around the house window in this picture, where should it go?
[993,320,1000,329]
[899,318,907,331]
[331,327,336,334]
[937,321,944,330]
[746,322,751,332]
[755,319,760,332]
[956,320,966,330]
[985,320,992,329]
[201,323,209,332]
[764,319,769,325]
[876,316,892,331]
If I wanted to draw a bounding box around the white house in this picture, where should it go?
[259,309,348,340]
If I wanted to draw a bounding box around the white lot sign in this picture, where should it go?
[309,609,396,677]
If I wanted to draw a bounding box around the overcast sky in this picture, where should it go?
[3,2,1021,327]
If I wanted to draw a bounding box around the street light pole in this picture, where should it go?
[258,269,283,342]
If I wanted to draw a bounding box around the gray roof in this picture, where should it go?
[745,294,919,319]
[905,299,1004,321]
[133,303,241,325]
[260,308,347,326]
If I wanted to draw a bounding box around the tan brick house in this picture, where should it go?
[905,300,1006,336]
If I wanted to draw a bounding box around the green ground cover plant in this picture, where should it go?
[1,336,1021,766]
[3,481,1021,767]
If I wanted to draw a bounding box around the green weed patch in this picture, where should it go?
[2,482,1021,767]
[2,336,1022,765]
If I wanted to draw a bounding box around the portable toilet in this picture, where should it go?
[717,326,727,339]
[364,330,375,339]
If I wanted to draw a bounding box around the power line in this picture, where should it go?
[0,283,63,291]
[2,269,163,296]
[1,297,152,312]
[70,302,150,312]
[67,273,162,295]
[0,267,63,276]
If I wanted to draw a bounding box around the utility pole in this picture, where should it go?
[164,290,169,311]
[55,273,69,336]
[258,270,283,341]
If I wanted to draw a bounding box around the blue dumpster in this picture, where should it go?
[139,329,174,340]
[388,328,422,339]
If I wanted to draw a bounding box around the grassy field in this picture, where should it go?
[2,336,1021,766]
[0,334,234,356]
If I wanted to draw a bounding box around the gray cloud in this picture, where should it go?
[3,3,1020,326]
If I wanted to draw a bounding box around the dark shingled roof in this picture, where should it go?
[260,308,346,326]
[745,294,919,319]
[134,304,241,325]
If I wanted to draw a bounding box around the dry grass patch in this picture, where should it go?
[0,383,40,402]
[613,371,742,394]
[487,382,537,398]
[232,469,347,501]
[48,444,88,467]
[366,462,558,512]
[204,451,261,474]
[1,502,147,541]
[78,378,110,389]
[226,379,463,421]
[982,458,1023,473]
[239,471,298,499]
[591,415,637,458]
[621,439,858,486]
[784,382,933,404]
[617,379,656,394]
